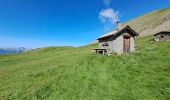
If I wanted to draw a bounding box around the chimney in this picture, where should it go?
[116,21,121,30]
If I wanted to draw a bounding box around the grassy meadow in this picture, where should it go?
[0,36,170,100]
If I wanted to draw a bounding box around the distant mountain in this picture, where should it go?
[0,47,28,54]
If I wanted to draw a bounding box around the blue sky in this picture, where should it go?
[0,0,170,48]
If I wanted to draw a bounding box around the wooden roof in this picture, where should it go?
[97,26,139,40]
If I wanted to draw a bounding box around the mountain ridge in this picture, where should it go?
[0,47,29,54]
[123,7,170,36]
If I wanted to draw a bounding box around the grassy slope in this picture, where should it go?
[0,36,170,100]
[124,7,170,36]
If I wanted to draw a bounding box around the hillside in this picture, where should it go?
[124,7,170,36]
[0,36,170,100]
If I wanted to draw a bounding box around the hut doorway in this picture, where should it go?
[123,36,130,53]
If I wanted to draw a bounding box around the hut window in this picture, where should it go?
[161,36,164,38]
[102,42,108,46]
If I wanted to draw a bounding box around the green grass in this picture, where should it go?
[0,36,170,100]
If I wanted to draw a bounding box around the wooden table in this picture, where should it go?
[94,48,107,55]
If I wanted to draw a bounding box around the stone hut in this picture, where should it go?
[154,31,170,42]
[94,22,139,54]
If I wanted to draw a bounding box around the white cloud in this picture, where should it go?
[103,0,111,6]
[99,0,120,31]
[99,8,119,25]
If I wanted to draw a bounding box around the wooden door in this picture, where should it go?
[124,37,130,53]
